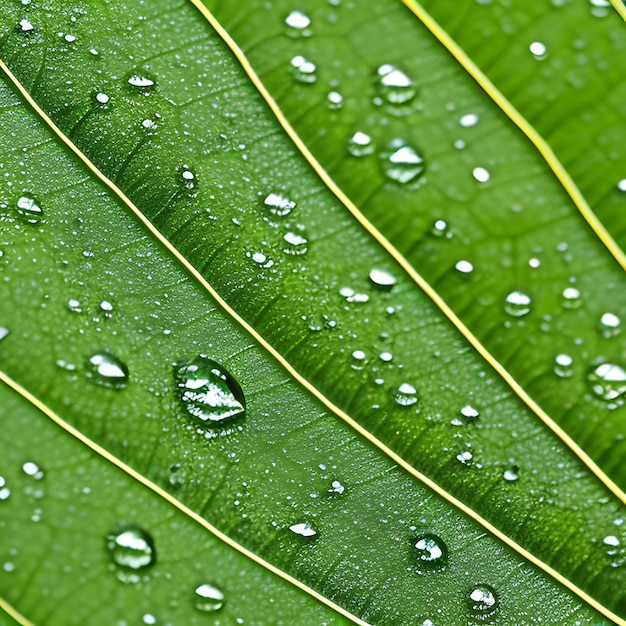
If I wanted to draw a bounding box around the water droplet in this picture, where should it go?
[561,286,581,309]
[94,92,110,106]
[469,584,499,619]
[504,291,531,317]
[376,64,416,105]
[587,362,626,401]
[460,114,479,127]
[589,0,611,17]
[395,382,417,406]
[414,534,448,570]
[617,179,626,192]
[194,583,225,612]
[100,300,114,315]
[16,196,43,224]
[127,73,156,89]
[327,90,343,109]
[178,166,197,192]
[329,480,345,494]
[106,523,155,583]
[66,298,82,313]
[64,33,76,43]
[351,350,367,369]
[19,18,34,32]
[0,476,10,501]
[599,312,621,338]
[176,355,245,424]
[456,450,473,465]
[460,405,479,420]
[347,131,374,157]
[263,193,295,217]
[503,466,519,482]
[369,268,396,290]
[528,257,540,268]
[289,522,317,537]
[529,41,548,59]
[86,352,129,389]
[22,461,44,480]
[381,139,425,184]
[553,353,574,378]
[603,535,620,548]
[0,328,8,341]
[431,219,449,237]
[472,167,490,183]
[455,260,473,274]
[142,614,156,625]
[290,55,317,83]
[379,351,393,363]
[284,10,311,36]
[283,225,309,256]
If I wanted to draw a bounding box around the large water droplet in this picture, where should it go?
[395,382,417,406]
[347,131,374,157]
[431,219,450,238]
[587,362,626,402]
[381,139,425,184]
[598,313,621,338]
[289,522,317,537]
[0,328,9,342]
[529,41,548,60]
[86,352,129,389]
[19,18,34,33]
[127,72,156,90]
[263,193,295,217]
[284,10,311,37]
[290,55,317,83]
[283,225,309,256]
[369,268,396,290]
[106,523,155,583]
[503,291,531,317]
[455,260,473,274]
[376,64,416,104]
[553,353,574,378]
[502,466,519,482]
[460,113,479,128]
[472,167,490,183]
[468,584,499,619]
[460,405,479,420]
[176,355,245,423]
[194,583,225,612]
[16,196,43,224]
[414,534,447,571]
[327,90,343,109]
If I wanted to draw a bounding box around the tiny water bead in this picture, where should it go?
[561,286,581,309]
[194,583,225,612]
[472,167,490,183]
[289,522,317,537]
[263,192,295,217]
[176,355,245,423]
[16,196,43,224]
[351,350,367,369]
[468,584,499,619]
[106,523,155,582]
[290,55,317,83]
[86,352,129,389]
[587,362,626,402]
[599,312,621,338]
[395,382,418,406]
[375,64,416,105]
[22,461,44,480]
[456,450,473,465]
[503,291,531,317]
[369,268,396,290]
[381,139,425,184]
[554,353,574,378]
[284,10,311,36]
[347,131,374,157]
[414,534,447,570]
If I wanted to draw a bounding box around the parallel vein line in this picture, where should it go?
[1,52,624,624]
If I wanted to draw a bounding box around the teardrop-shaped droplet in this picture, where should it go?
[290,55,317,83]
[468,584,499,619]
[86,352,129,389]
[503,291,531,317]
[395,382,417,406]
[289,522,317,537]
[587,362,626,402]
[263,192,295,217]
[16,196,43,224]
[598,312,621,338]
[347,131,374,157]
[414,534,448,571]
[176,355,245,423]
[369,268,396,290]
[376,64,416,105]
[106,523,155,583]
[194,583,225,612]
[381,139,425,184]
[284,10,311,37]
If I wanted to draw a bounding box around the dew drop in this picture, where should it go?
[460,405,479,420]
[369,268,396,290]
[599,312,621,338]
[431,219,449,238]
[284,10,311,36]
[554,353,574,378]
[94,92,110,106]
[376,64,417,105]
[290,55,317,83]
[529,41,548,60]
[618,179,626,192]
[587,362,626,402]
[456,450,473,465]
[86,352,129,389]
[561,286,581,309]
[327,90,343,109]
[351,350,367,369]
[66,298,82,313]
[283,226,309,256]
[603,535,620,548]
[127,73,156,89]
[379,351,393,363]
[16,196,43,224]
[347,131,374,157]
[178,166,197,192]
[395,382,418,406]
[22,461,44,480]
[472,167,490,183]
[194,583,225,612]
[381,139,425,184]
[0,328,8,342]
[503,466,519,482]
[19,18,34,32]
[289,522,317,537]
[455,260,473,274]
[469,584,499,619]
[329,480,345,494]
[0,476,10,501]
[263,193,295,217]
[460,113,479,127]
[176,355,245,423]
[503,291,531,317]
[414,534,448,570]
[106,523,155,583]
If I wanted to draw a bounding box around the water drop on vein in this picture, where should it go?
[382,139,425,184]
[290,55,317,83]
[376,64,416,105]
[504,291,531,317]
[194,583,225,612]
[469,584,499,619]
[86,352,129,388]
[176,355,245,423]
[587,362,626,402]
[106,523,155,583]
[289,522,317,537]
[127,74,155,88]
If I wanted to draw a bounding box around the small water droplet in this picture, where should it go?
[22,461,44,480]
[599,312,621,338]
[283,225,309,256]
[0,476,10,501]
[16,196,43,224]
[64,33,76,43]
[289,522,317,537]
[263,193,295,217]
[431,219,449,238]
[327,90,343,109]
[142,614,156,625]
[455,260,473,274]
[379,351,393,363]
[460,114,479,127]
[19,18,34,32]
[66,298,82,313]
[456,450,473,465]
[86,352,129,389]
[504,291,531,317]
[587,362,626,401]
[176,355,245,423]
[178,166,197,192]
[603,535,620,548]
[460,405,479,420]
[194,583,225,612]
[369,268,396,290]
[528,257,540,268]
[395,382,417,406]
[94,92,110,106]
[617,179,626,192]
[290,55,317,83]
[561,286,581,309]
[0,328,8,342]
[503,466,519,482]
[529,41,548,60]
[589,0,611,17]
[284,10,311,36]
[347,131,374,157]
[329,480,345,494]
[553,353,574,378]
[106,523,155,583]
[414,534,448,570]
[469,584,499,619]
[100,300,114,316]
[472,167,490,183]
[351,350,367,370]
[127,73,156,89]
[375,64,416,105]
[381,139,425,184]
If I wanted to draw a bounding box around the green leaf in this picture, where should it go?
[0,0,624,624]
